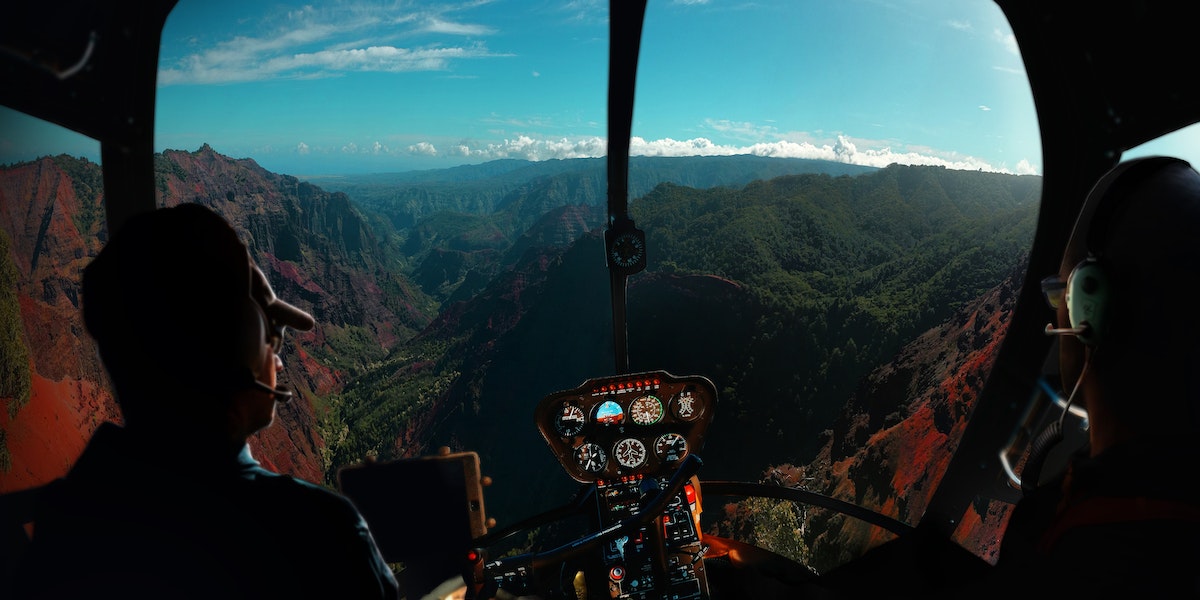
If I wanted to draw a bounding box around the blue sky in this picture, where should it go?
[6,0,1190,176]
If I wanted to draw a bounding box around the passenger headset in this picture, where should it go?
[1017,157,1186,493]
[1049,156,1189,348]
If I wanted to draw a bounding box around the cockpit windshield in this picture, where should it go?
[2,0,1043,581]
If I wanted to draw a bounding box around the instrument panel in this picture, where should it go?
[534,371,717,483]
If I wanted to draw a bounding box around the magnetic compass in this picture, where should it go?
[605,226,646,273]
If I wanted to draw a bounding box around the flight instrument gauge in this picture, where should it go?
[610,231,645,269]
[614,438,648,469]
[554,402,587,437]
[654,432,688,462]
[629,395,664,425]
[574,443,608,473]
[670,391,701,421]
[595,400,625,425]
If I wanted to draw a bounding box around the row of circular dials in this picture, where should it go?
[553,392,702,437]
[573,432,689,472]
[535,372,717,482]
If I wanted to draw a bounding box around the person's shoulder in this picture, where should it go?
[249,468,362,519]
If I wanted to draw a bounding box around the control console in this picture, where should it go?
[534,371,717,599]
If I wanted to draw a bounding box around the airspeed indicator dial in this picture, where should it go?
[554,402,587,437]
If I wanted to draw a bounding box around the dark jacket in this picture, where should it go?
[990,438,1200,597]
[13,422,399,599]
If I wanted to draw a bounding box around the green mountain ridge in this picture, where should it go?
[319,161,1041,524]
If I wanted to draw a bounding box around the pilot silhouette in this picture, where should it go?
[991,156,1200,597]
[12,203,399,599]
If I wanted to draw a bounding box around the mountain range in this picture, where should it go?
[0,146,1040,569]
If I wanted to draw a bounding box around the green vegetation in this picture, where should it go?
[742,497,814,566]
[51,154,105,237]
[320,336,464,483]
[624,165,1039,462]
[312,323,391,378]
[0,229,32,427]
[324,160,1040,515]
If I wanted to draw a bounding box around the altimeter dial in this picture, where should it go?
[629,395,664,425]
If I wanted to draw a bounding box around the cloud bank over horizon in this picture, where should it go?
[275,132,1039,175]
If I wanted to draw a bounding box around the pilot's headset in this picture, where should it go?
[1050,156,1192,349]
[1010,157,1187,491]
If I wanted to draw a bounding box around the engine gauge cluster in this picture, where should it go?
[534,370,717,482]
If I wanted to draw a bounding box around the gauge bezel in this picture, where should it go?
[534,370,717,482]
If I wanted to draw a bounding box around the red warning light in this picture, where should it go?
[467,550,480,563]
[684,483,696,504]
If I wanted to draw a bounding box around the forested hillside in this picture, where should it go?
[319,162,1041,524]
[3,150,1040,559]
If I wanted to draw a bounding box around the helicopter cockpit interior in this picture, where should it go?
[5,0,1200,598]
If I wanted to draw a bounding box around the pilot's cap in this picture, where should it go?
[82,203,313,391]
[251,262,315,333]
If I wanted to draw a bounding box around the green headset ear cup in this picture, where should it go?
[1066,259,1109,346]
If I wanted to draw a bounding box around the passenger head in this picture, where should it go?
[1055,156,1200,439]
[81,203,313,430]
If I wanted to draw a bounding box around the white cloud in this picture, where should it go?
[947,19,972,32]
[296,142,310,154]
[423,17,494,36]
[995,27,1020,57]
[159,4,506,85]
[978,105,992,111]
[1015,158,1039,176]
[408,141,439,156]
[399,133,1036,174]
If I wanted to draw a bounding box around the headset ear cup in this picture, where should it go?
[1066,259,1109,346]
